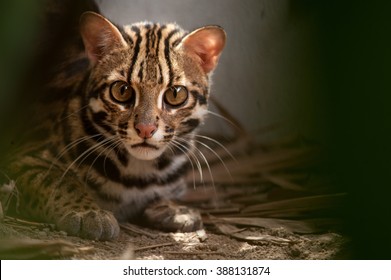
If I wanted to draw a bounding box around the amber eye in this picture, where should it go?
[110,81,135,103]
[163,86,188,107]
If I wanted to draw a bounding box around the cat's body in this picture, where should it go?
[5,11,225,240]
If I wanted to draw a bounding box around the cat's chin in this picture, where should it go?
[126,144,165,161]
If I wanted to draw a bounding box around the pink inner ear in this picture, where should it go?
[183,27,226,74]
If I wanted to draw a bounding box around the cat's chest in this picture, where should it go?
[87,153,187,180]
[81,152,188,195]
[85,156,187,219]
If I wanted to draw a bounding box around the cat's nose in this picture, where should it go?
[135,123,157,139]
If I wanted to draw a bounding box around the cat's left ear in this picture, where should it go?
[179,26,226,74]
[80,12,127,64]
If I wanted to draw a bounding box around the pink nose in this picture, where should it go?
[135,123,157,139]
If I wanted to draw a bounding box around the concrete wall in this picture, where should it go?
[97,0,321,140]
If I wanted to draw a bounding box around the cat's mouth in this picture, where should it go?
[127,141,164,160]
[131,142,159,150]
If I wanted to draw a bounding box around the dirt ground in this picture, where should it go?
[0,216,348,260]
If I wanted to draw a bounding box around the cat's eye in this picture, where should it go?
[110,81,135,103]
[163,86,188,107]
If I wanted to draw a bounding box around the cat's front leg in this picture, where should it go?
[46,175,120,240]
[15,163,119,240]
[142,200,203,232]
[57,207,119,240]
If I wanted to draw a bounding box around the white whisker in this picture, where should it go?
[194,134,236,162]
[206,110,242,131]
[193,138,233,182]
[176,137,214,188]
[172,139,204,183]
[59,136,117,183]
[167,142,196,189]
[47,134,103,175]
[102,139,124,176]
[58,105,89,122]
[84,137,122,184]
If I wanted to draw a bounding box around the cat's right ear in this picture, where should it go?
[80,12,127,65]
[179,26,226,74]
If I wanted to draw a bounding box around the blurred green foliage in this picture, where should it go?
[0,1,42,156]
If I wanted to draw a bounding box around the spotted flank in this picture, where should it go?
[5,11,225,240]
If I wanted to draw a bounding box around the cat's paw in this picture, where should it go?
[143,201,203,232]
[57,209,120,240]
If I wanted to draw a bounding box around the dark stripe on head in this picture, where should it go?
[190,90,207,105]
[138,60,144,82]
[164,29,180,86]
[117,24,133,45]
[155,25,165,56]
[91,111,107,123]
[80,105,96,138]
[81,101,130,166]
[172,38,182,47]
[158,63,163,84]
[128,26,142,81]
[150,23,157,51]
[89,83,107,98]
[177,118,200,136]
[183,118,200,128]
[155,25,167,84]
[118,120,128,133]
[145,26,152,58]
[91,111,116,135]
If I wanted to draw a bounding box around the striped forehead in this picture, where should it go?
[123,23,186,86]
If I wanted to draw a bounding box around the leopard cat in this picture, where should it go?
[4,11,226,240]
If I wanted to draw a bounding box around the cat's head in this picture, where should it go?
[80,12,225,161]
